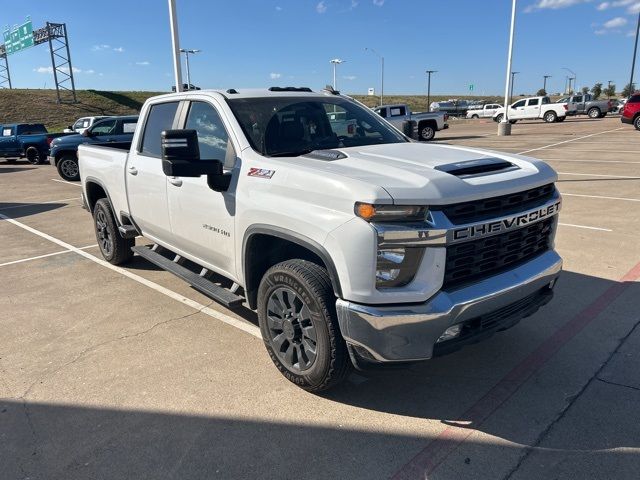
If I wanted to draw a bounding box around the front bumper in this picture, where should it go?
[47,156,55,165]
[336,250,562,363]
[621,116,633,124]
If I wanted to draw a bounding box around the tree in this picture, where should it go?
[603,83,616,98]
[536,88,547,96]
[591,82,602,99]
[622,83,637,97]
[581,86,589,95]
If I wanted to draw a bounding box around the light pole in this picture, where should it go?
[562,67,576,94]
[167,0,183,93]
[365,48,384,106]
[499,0,517,136]
[568,77,575,95]
[329,58,344,91]
[425,70,437,111]
[179,48,200,90]
[607,80,613,98]
[510,71,519,104]
[628,10,640,98]
[543,75,551,94]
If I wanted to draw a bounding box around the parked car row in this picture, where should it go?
[492,96,569,124]
[0,123,71,164]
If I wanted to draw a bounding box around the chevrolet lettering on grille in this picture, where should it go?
[450,200,562,243]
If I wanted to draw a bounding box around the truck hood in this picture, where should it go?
[297,142,557,205]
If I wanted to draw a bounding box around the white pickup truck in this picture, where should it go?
[493,96,569,123]
[466,103,502,119]
[79,87,562,391]
[373,104,448,141]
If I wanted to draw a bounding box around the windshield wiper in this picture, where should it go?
[269,148,316,158]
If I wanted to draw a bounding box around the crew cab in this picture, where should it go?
[0,123,70,164]
[373,104,448,141]
[556,94,612,118]
[466,103,502,119]
[621,92,640,130]
[50,116,138,181]
[493,96,568,123]
[80,87,562,391]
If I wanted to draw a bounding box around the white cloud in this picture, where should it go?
[343,75,357,80]
[34,66,82,74]
[113,47,124,53]
[525,0,590,13]
[275,5,282,10]
[351,0,359,8]
[629,1,640,12]
[594,28,608,33]
[316,1,327,13]
[597,1,610,8]
[604,16,627,27]
[270,72,282,79]
[373,0,384,5]
[91,44,111,51]
[85,69,95,74]
[135,61,150,66]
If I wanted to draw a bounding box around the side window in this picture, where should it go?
[185,101,230,162]
[528,98,539,106]
[573,95,583,103]
[542,97,550,104]
[513,100,526,108]
[376,108,387,118]
[91,119,117,135]
[389,106,406,116]
[2,127,13,136]
[122,120,138,134]
[628,95,640,104]
[140,102,180,157]
[73,120,84,130]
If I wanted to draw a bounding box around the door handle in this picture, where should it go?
[168,177,182,187]
[127,166,138,175]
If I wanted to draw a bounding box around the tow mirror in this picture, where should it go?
[161,129,223,177]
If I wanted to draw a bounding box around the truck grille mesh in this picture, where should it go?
[436,184,555,225]
[443,217,554,290]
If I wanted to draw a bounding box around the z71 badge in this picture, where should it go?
[248,168,275,179]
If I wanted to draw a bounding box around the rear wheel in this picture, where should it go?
[587,107,601,119]
[25,146,40,165]
[556,116,566,122]
[509,120,517,124]
[544,111,557,123]
[93,198,134,265]
[419,123,436,141]
[258,259,351,392]
[634,115,640,131]
[57,155,80,181]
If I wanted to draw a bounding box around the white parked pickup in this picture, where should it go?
[493,96,569,123]
[79,87,562,391]
[466,104,502,119]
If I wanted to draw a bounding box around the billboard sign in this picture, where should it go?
[2,18,34,55]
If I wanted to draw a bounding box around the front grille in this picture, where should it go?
[443,217,554,290]
[435,184,555,225]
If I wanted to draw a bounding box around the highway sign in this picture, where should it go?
[469,84,474,92]
[2,18,34,55]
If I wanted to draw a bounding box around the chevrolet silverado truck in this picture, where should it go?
[373,104,448,141]
[0,123,70,164]
[556,94,612,118]
[79,87,562,391]
[493,96,568,123]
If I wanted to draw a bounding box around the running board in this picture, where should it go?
[131,246,244,308]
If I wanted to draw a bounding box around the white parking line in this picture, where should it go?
[51,178,82,187]
[540,159,640,165]
[558,223,612,232]
[0,244,98,268]
[516,127,624,155]
[562,193,640,202]
[558,172,640,179]
[0,197,80,212]
[0,211,262,339]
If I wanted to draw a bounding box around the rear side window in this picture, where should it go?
[629,95,640,104]
[376,108,387,118]
[140,102,180,157]
[528,98,539,106]
[389,106,406,116]
[122,120,138,134]
[17,124,47,135]
[573,96,583,103]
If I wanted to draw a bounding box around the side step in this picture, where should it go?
[132,246,244,308]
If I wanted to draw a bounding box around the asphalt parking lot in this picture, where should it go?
[1,115,639,480]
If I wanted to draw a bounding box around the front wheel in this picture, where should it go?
[93,198,134,265]
[495,114,504,123]
[258,259,351,392]
[634,116,640,131]
[57,155,80,181]
[544,111,557,123]
[471,114,479,119]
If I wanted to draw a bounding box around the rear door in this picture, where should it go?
[525,98,541,118]
[166,98,238,277]
[126,101,181,241]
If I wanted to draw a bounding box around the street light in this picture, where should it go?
[568,77,575,95]
[167,0,183,93]
[628,10,640,98]
[562,67,576,94]
[179,48,201,90]
[425,70,437,111]
[329,58,345,91]
[365,48,384,106]
[499,0,517,136]
[510,71,519,104]
[543,75,552,94]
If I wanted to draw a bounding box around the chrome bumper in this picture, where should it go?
[336,250,562,363]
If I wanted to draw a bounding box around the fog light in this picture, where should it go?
[436,324,463,343]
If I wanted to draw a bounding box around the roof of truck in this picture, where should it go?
[160,87,340,100]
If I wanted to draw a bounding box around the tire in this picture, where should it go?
[56,155,80,181]
[587,107,601,119]
[635,116,640,131]
[471,114,479,119]
[418,122,436,141]
[557,116,566,122]
[495,114,504,123]
[544,111,557,123]
[257,259,351,392]
[509,120,517,124]
[93,198,134,265]
[25,146,40,165]
[598,113,607,118]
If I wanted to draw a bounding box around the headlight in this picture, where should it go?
[376,247,424,288]
[355,202,428,222]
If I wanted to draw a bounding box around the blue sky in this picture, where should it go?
[1,0,639,95]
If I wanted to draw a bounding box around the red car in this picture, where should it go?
[621,92,640,130]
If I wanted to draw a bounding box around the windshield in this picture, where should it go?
[227,96,407,157]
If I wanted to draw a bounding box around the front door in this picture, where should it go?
[509,99,527,119]
[167,99,238,278]
[0,126,19,156]
[126,101,181,241]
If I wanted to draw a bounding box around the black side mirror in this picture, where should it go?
[161,129,223,177]
[82,129,92,137]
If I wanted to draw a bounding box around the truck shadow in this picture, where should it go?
[0,202,67,219]
[0,166,37,174]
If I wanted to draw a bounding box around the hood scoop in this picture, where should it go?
[434,157,518,178]
[303,150,348,161]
